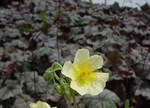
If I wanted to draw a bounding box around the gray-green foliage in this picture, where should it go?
[0,80,22,100]
[78,89,120,108]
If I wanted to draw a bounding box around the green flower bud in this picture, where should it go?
[62,83,70,90]
[43,71,54,81]
[54,83,63,94]
[43,67,54,81]
[64,90,72,100]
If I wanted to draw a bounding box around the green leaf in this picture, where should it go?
[13,94,34,108]
[0,80,22,100]
[10,49,30,62]
[79,89,120,108]
[39,11,46,22]
[20,72,47,93]
[33,47,51,58]
[125,99,130,108]
[11,39,28,49]
[75,18,88,26]
[91,11,104,17]
[108,98,117,108]
[19,25,31,33]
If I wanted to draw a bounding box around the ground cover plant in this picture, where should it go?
[0,0,150,108]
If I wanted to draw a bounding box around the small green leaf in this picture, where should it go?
[76,18,87,25]
[39,11,46,22]
[125,99,130,108]
[19,26,30,33]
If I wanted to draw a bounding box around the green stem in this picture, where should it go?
[54,73,60,81]
[73,95,77,108]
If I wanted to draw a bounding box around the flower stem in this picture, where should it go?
[73,95,77,108]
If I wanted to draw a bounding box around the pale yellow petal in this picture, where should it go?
[70,72,109,95]
[61,61,74,78]
[36,101,50,108]
[74,49,89,64]
[86,72,109,95]
[70,80,88,95]
[87,55,103,70]
[29,103,36,108]
[95,72,109,82]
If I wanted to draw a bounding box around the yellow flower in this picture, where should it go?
[61,49,109,95]
[29,101,57,108]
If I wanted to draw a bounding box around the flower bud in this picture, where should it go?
[54,83,63,94]
[43,72,54,81]
[64,90,72,100]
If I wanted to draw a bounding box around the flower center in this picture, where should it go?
[74,63,95,86]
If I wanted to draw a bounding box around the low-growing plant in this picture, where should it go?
[42,48,109,108]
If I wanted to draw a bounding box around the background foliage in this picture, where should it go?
[0,0,150,108]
